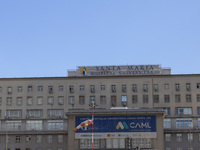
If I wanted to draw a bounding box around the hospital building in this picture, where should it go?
[0,65,200,150]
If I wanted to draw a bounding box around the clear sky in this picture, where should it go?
[0,0,200,77]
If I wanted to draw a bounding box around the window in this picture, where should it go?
[198,108,200,115]
[177,134,182,142]
[154,84,158,92]
[59,86,63,91]
[175,94,181,103]
[164,84,169,90]
[176,118,193,128]
[143,84,148,92]
[132,84,137,92]
[37,97,43,105]
[132,138,151,149]
[0,87,2,92]
[47,120,63,130]
[90,85,95,93]
[69,85,74,93]
[186,94,192,102]
[16,97,23,106]
[175,84,180,91]
[164,95,170,103]
[28,86,33,92]
[165,134,171,142]
[163,119,171,128]
[163,108,170,115]
[6,110,22,118]
[132,95,138,104]
[100,96,106,105]
[177,148,183,150]
[89,96,95,105]
[6,121,22,130]
[198,118,200,128]
[26,120,43,130]
[166,147,171,150]
[80,85,84,91]
[48,86,53,93]
[27,97,33,105]
[18,86,22,92]
[188,133,193,142]
[121,96,127,106]
[6,97,12,106]
[15,148,20,150]
[186,83,191,91]
[47,96,54,105]
[199,133,200,141]
[80,139,100,149]
[0,97,2,106]
[111,85,116,92]
[176,108,192,115]
[79,96,85,105]
[47,109,64,118]
[122,85,126,92]
[36,135,42,144]
[7,87,12,94]
[58,135,63,143]
[38,86,43,92]
[47,135,53,143]
[101,85,105,91]
[58,96,64,105]
[16,136,20,143]
[197,94,200,102]
[153,95,159,103]
[197,83,200,89]
[143,95,148,103]
[27,110,43,118]
[111,96,117,107]
[68,96,74,105]
[26,135,31,143]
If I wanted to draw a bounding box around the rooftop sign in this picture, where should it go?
[68,65,171,77]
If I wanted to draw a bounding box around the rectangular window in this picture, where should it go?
[7,87,12,94]
[176,108,192,115]
[47,96,54,105]
[6,121,22,130]
[175,84,180,91]
[132,84,137,92]
[175,94,181,103]
[153,95,159,103]
[36,135,42,144]
[26,135,31,143]
[165,134,171,142]
[18,86,22,92]
[90,85,95,93]
[176,118,193,129]
[163,119,171,128]
[143,95,148,103]
[47,109,64,118]
[111,85,116,92]
[143,84,148,92]
[58,96,64,105]
[59,86,63,91]
[101,85,105,91]
[17,97,23,106]
[79,96,85,105]
[47,135,53,143]
[121,96,127,102]
[154,84,158,92]
[197,94,200,102]
[0,97,2,106]
[6,110,22,118]
[89,96,95,105]
[27,97,33,105]
[27,110,43,118]
[122,85,127,92]
[80,85,84,91]
[132,95,138,104]
[28,86,33,92]
[37,97,43,105]
[186,94,192,102]
[198,118,200,128]
[197,83,200,89]
[58,135,63,143]
[188,133,193,142]
[38,86,43,92]
[177,134,182,142]
[26,120,43,130]
[100,96,106,105]
[165,84,169,90]
[48,86,53,93]
[6,97,12,106]
[164,95,170,103]
[68,96,74,105]
[69,85,74,93]
[162,108,170,115]
[47,120,63,130]
[111,96,117,107]
[186,83,191,91]
[16,135,21,143]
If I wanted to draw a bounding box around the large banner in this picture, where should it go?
[75,115,157,139]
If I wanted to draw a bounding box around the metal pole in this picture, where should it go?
[92,101,94,150]
[6,131,7,150]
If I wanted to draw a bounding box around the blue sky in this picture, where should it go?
[0,0,200,77]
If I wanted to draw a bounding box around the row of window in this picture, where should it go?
[165,133,197,142]
[166,147,199,150]
[5,135,64,144]
[5,148,63,150]
[1,120,64,131]
[2,83,200,95]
